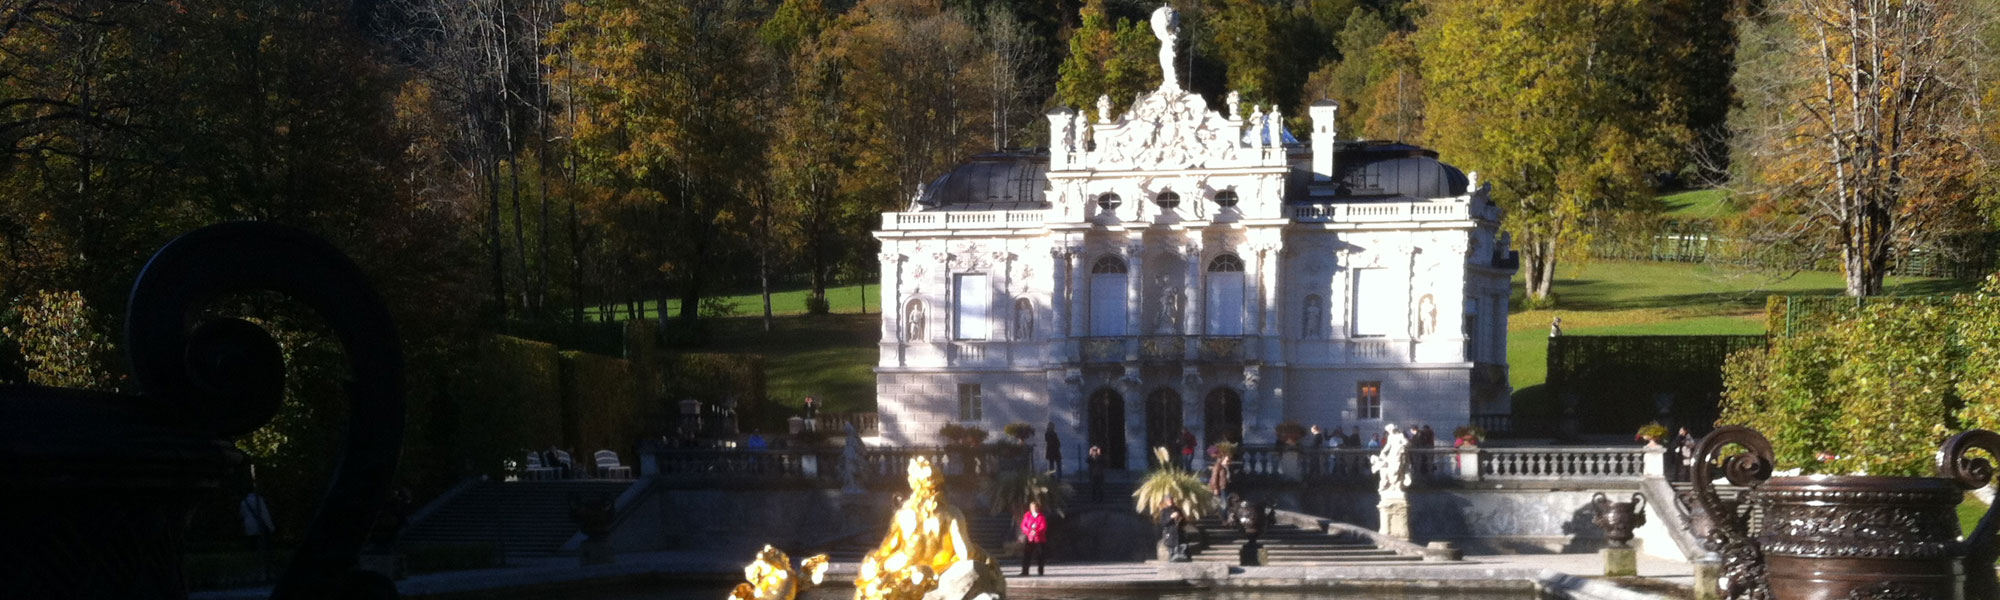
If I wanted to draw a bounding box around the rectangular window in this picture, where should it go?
[957,383,983,421]
[1358,381,1382,420]
[1351,268,1402,337]
[954,274,990,340]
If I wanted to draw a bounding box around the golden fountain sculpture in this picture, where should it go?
[730,456,1005,600]
[732,545,830,600]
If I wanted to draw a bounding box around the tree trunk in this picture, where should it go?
[1521,242,1557,302]
[487,159,507,322]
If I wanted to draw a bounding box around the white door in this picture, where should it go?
[1090,273,1127,336]
[1205,272,1244,335]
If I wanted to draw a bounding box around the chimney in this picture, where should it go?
[1309,99,1339,181]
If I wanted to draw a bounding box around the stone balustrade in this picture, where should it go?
[643,443,1036,486]
[1232,445,1659,485]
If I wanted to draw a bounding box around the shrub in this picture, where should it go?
[982,470,1071,516]
[1133,448,1214,519]
[805,294,831,315]
[938,423,989,447]
[1003,422,1036,442]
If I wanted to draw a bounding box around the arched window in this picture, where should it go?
[1213,190,1239,208]
[1154,191,1180,210]
[1207,255,1244,272]
[1205,254,1245,335]
[1090,256,1128,335]
[1095,192,1122,212]
[1091,256,1129,273]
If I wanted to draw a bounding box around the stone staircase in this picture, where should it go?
[1185,515,1419,566]
[400,480,634,557]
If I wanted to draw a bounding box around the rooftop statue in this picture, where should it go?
[855,456,1006,600]
[1151,6,1180,92]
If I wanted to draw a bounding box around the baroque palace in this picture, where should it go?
[872,6,1514,470]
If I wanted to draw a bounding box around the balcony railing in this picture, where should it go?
[1289,201,1470,224]
[1197,337,1246,361]
[646,443,1035,486]
[881,210,1047,231]
[1081,338,1124,363]
[1138,336,1184,360]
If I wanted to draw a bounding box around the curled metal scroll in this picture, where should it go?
[1689,425,1774,600]
[1938,429,2000,576]
[126,222,405,600]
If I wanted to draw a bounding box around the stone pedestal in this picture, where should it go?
[579,538,615,566]
[1377,492,1411,540]
[1693,552,1723,600]
[1238,542,1266,566]
[1602,546,1637,577]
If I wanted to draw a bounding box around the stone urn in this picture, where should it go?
[1592,492,1647,549]
[1689,426,2000,600]
[0,223,405,599]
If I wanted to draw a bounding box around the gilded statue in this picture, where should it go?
[855,457,1006,600]
[730,545,830,600]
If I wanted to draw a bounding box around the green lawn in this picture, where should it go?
[584,259,1966,418]
[1503,260,1968,406]
[1659,189,1739,219]
[583,283,875,321]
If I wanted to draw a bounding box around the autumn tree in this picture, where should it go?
[1418,0,1689,304]
[1055,0,1159,119]
[553,0,769,330]
[1729,0,1991,296]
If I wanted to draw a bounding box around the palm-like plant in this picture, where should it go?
[1133,447,1215,519]
[982,470,1071,516]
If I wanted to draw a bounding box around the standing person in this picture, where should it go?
[1043,423,1062,476]
[1420,425,1436,448]
[1309,425,1327,449]
[241,486,277,582]
[1177,428,1197,470]
[1019,501,1048,576]
[1674,427,1698,481]
[1158,498,1187,562]
[1087,446,1107,502]
[802,396,820,431]
[1345,426,1362,448]
[1208,447,1233,499]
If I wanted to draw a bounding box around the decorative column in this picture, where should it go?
[1067,243,1087,340]
[1051,246,1074,362]
[1183,240,1203,339]
[1124,237,1145,360]
[880,251,904,368]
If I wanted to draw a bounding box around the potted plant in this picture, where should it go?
[1135,447,1214,562]
[1274,421,1307,446]
[1000,422,1032,446]
[1451,425,1487,447]
[1635,421,1668,447]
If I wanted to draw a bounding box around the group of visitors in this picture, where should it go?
[1299,423,1442,449]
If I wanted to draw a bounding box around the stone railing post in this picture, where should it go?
[1456,445,1481,481]
[1642,444,1666,478]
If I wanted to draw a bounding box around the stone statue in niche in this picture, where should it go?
[1415,294,1437,338]
[1155,275,1182,334]
[904,300,925,341]
[1302,295,1324,339]
[1013,298,1035,340]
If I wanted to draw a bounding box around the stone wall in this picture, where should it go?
[614,486,896,556]
[1283,365,1471,433]
[1251,484,1645,555]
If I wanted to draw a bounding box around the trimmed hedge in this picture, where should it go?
[561,350,648,457]
[464,336,564,477]
[1547,334,1766,435]
[660,352,768,431]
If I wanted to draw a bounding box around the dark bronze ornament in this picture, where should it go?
[1592,492,1646,549]
[1689,426,2000,600]
[0,223,405,600]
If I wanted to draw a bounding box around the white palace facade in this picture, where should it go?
[871,7,1514,470]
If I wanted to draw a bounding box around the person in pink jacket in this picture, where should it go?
[1019,501,1048,576]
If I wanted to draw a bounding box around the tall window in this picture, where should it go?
[1089,256,1128,336]
[1205,254,1245,335]
[958,383,983,421]
[1351,268,1402,337]
[954,274,990,340]
[1358,381,1382,419]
